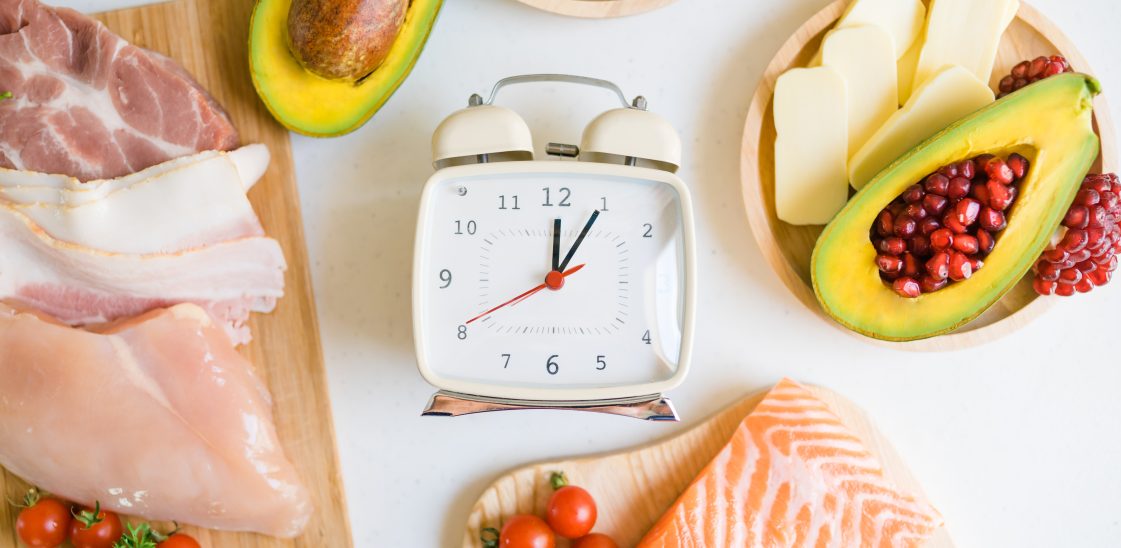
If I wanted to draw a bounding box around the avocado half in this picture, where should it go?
[813,74,1101,341]
[249,0,442,137]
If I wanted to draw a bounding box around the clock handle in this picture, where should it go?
[481,74,637,109]
[422,391,679,421]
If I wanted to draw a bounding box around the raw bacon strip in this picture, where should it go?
[0,147,269,254]
[0,0,239,181]
[0,202,285,345]
[638,379,943,547]
[0,303,312,537]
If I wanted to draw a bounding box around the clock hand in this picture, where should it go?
[557,210,600,272]
[552,218,561,272]
[465,263,586,325]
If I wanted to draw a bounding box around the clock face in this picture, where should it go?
[414,164,694,401]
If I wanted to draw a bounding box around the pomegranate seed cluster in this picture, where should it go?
[1032,174,1121,296]
[871,153,1028,298]
[998,55,1072,98]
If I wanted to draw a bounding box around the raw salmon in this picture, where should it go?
[638,379,942,547]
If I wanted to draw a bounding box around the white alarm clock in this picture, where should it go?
[413,75,696,420]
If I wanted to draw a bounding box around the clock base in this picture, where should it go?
[422,391,679,421]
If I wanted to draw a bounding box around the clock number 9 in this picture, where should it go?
[438,269,452,288]
[546,354,559,375]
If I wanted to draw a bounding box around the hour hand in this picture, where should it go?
[552,218,561,272]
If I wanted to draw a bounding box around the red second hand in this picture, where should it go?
[465,264,586,325]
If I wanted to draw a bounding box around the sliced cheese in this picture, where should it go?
[850,65,994,190]
[808,0,926,66]
[822,26,898,158]
[911,0,1020,92]
[774,67,849,225]
[896,30,923,105]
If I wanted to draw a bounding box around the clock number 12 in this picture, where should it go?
[541,187,572,207]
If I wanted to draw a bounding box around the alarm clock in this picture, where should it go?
[413,75,696,421]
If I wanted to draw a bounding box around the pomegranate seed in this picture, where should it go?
[1087,267,1111,286]
[1075,189,1100,206]
[1055,282,1076,296]
[1062,205,1090,228]
[875,210,895,236]
[910,235,932,258]
[1087,176,1113,194]
[920,275,948,293]
[1069,248,1092,264]
[1077,259,1097,274]
[974,154,996,172]
[999,75,1015,93]
[942,211,969,234]
[879,237,907,255]
[1085,205,1108,229]
[999,56,1072,98]
[968,256,985,272]
[977,229,995,255]
[902,253,920,277]
[922,194,949,216]
[1059,267,1083,284]
[893,277,921,298]
[957,160,976,179]
[1006,153,1029,179]
[971,181,992,205]
[904,203,928,221]
[902,184,925,204]
[987,181,1015,211]
[979,207,1007,232]
[1061,229,1089,252]
[919,217,942,235]
[985,159,1014,184]
[877,254,904,274]
[1042,248,1069,263]
[952,234,980,254]
[948,252,973,281]
[924,173,950,196]
[1036,260,1061,281]
[894,215,918,238]
[889,201,905,216]
[1046,61,1067,77]
[1028,56,1048,78]
[930,228,954,250]
[1101,192,1119,212]
[954,198,982,226]
[926,252,951,280]
[938,164,959,178]
[948,177,972,199]
[1033,277,1057,295]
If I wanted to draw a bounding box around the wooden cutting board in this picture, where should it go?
[0,0,351,546]
[463,385,953,547]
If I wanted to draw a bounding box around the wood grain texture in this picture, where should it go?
[0,0,351,546]
[462,385,953,547]
[515,0,678,19]
[740,0,1118,351]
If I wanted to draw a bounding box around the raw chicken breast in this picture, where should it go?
[0,303,312,537]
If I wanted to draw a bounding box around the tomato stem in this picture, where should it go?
[480,527,500,548]
[550,471,568,490]
[73,500,105,529]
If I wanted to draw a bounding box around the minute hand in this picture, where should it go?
[558,210,600,271]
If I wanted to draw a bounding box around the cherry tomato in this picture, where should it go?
[572,533,619,548]
[68,505,123,548]
[545,485,597,539]
[15,494,71,547]
[158,533,202,548]
[499,514,555,548]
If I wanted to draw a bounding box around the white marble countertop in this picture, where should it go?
[63,0,1121,545]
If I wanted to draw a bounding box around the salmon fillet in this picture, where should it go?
[638,379,942,547]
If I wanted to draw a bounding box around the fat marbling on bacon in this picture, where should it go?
[0,0,239,181]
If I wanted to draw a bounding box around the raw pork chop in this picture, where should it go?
[0,303,312,537]
[0,0,238,181]
[638,379,943,547]
[0,201,285,345]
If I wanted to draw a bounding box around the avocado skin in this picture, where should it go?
[812,74,1101,341]
[250,0,442,137]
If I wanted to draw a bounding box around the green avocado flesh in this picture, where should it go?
[813,74,1101,341]
[249,0,442,137]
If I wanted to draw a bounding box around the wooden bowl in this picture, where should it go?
[515,0,679,18]
[461,385,953,547]
[741,0,1118,351]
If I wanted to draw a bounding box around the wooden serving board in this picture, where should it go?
[463,386,953,547]
[0,0,351,546]
[740,0,1118,351]
[515,0,679,19]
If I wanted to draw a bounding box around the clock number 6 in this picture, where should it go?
[546,354,559,375]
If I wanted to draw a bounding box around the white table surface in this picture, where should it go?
[61,0,1121,545]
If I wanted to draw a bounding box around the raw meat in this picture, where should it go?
[0,0,238,181]
[638,379,943,547]
[0,201,285,345]
[0,145,270,254]
[0,302,312,537]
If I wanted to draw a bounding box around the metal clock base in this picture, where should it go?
[422,391,679,421]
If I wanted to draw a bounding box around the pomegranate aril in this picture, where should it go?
[926,252,951,280]
[1011,61,1029,78]
[974,154,996,173]
[1086,227,1107,247]
[879,237,907,256]
[948,252,973,281]
[954,198,981,226]
[1085,205,1108,228]
[942,211,969,234]
[920,275,948,293]
[923,194,949,216]
[930,228,954,250]
[1062,205,1090,228]
[938,164,959,178]
[904,203,928,221]
[1076,259,1097,274]
[971,182,992,206]
[910,235,932,258]
[987,181,1015,211]
[1055,283,1076,296]
[948,177,972,200]
[1087,267,1111,286]
[1042,247,1069,263]
[1068,248,1092,264]
[1075,188,1100,206]
[977,229,995,255]
[978,207,1007,232]
[902,184,925,204]
[1033,277,1057,295]
[1059,267,1083,284]
[919,217,942,235]
[985,159,1014,184]
[1075,277,1095,293]
[902,253,920,277]
[1006,153,1029,179]
[1036,260,1061,281]
[894,215,918,238]
[952,234,980,254]
[968,257,985,272]
[1060,229,1089,252]
[924,173,950,196]
[1087,176,1113,194]
[893,277,921,298]
[1028,56,1048,78]
[957,160,976,179]
[877,254,904,274]
[998,55,1072,98]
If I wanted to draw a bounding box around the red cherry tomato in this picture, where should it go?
[158,533,202,548]
[499,514,555,548]
[572,533,619,548]
[68,505,123,548]
[15,494,71,547]
[546,485,597,539]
